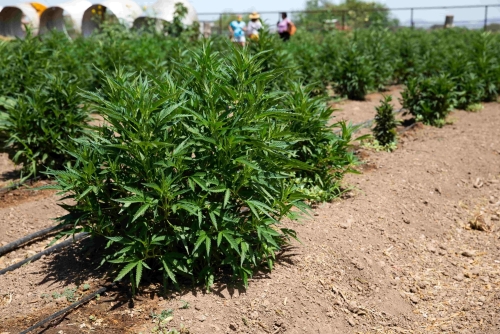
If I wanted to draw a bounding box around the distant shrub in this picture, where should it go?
[362,28,394,91]
[401,75,457,127]
[447,54,485,111]
[472,33,500,102]
[393,30,422,83]
[333,42,374,100]
[0,72,90,176]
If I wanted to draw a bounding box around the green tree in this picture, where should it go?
[297,0,399,31]
[214,13,240,36]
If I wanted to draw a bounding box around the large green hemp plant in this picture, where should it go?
[47,45,326,291]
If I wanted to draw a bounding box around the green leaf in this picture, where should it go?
[114,196,145,204]
[240,241,248,266]
[132,203,150,222]
[115,261,138,282]
[234,157,260,170]
[162,259,177,283]
[205,237,211,258]
[223,232,240,254]
[193,233,207,254]
[223,189,231,208]
[136,261,143,288]
[106,236,125,243]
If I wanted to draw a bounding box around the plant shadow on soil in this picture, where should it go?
[39,238,302,308]
[0,169,21,182]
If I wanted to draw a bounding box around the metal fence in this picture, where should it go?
[195,4,500,37]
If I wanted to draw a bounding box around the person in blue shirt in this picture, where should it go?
[229,15,247,46]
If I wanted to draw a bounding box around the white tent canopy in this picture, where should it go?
[133,0,198,31]
[39,0,91,35]
[0,3,40,38]
[82,0,141,37]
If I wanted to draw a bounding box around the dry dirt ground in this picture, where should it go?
[0,152,20,189]
[0,94,499,334]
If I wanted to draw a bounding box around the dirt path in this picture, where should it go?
[0,102,499,334]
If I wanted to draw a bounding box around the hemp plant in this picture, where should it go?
[401,74,457,127]
[47,43,357,293]
[372,95,398,150]
[45,42,360,293]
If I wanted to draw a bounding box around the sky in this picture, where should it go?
[1,0,500,26]
[187,0,500,26]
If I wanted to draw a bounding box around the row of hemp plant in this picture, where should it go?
[1,28,500,177]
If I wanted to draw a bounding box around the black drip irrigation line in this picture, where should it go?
[327,96,348,103]
[0,233,88,276]
[399,122,419,134]
[19,283,113,334]
[0,225,66,257]
[0,176,40,194]
[355,107,406,131]
[334,108,406,135]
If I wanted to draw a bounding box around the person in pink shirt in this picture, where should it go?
[277,12,292,41]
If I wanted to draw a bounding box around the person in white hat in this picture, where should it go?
[247,12,262,41]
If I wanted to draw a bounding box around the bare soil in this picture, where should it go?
[0,99,499,334]
[0,152,20,188]
[0,181,56,209]
[0,187,66,271]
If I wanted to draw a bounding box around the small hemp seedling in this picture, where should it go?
[465,103,483,112]
[151,309,174,322]
[179,300,190,309]
[63,288,78,302]
[372,95,398,151]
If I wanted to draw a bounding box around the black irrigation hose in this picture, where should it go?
[399,122,420,134]
[0,176,40,194]
[0,225,66,257]
[334,108,406,135]
[0,233,88,276]
[354,107,406,131]
[328,96,348,103]
[20,284,111,334]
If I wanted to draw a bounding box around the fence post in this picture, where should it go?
[219,13,222,35]
[484,6,488,31]
[342,10,345,30]
[411,8,414,28]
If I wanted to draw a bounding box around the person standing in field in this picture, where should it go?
[277,12,294,41]
[247,12,263,41]
[229,15,247,46]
